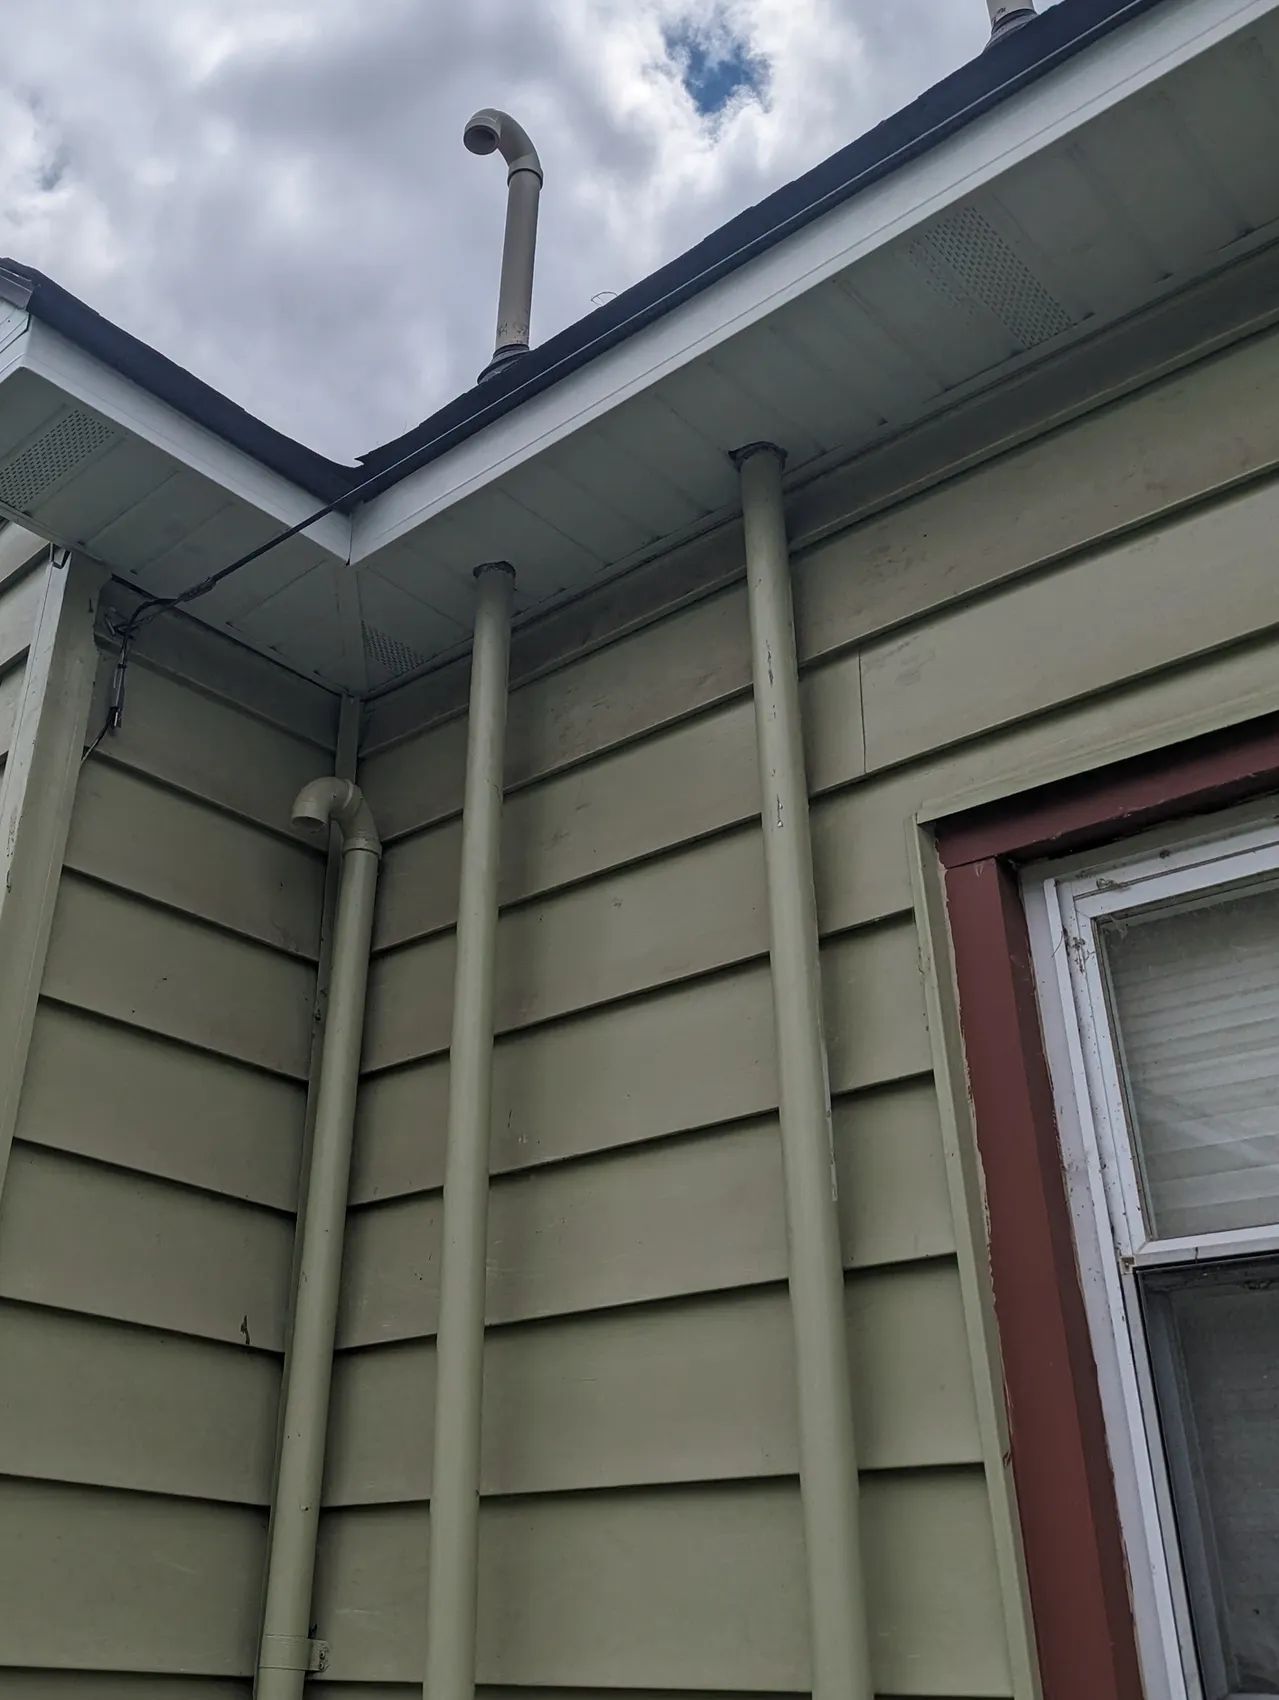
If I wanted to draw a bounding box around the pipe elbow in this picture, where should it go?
[290,777,382,857]
[463,108,543,182]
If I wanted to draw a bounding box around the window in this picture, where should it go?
[1027,812,1279,1700]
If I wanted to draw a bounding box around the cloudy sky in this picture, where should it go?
[0,1,1010,464]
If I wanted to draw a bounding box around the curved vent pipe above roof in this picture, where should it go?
[464,108,543,382]
[986,1,1037,43]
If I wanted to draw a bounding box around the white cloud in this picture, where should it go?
[0,0,993,460]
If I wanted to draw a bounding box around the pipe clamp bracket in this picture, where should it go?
[259,1634,330,1674]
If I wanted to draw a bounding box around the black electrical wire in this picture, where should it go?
[89,450,414,749]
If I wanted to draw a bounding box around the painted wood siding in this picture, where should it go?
[0,527,47,785]
[0,606,339,1696]
[341,316,1279,1699]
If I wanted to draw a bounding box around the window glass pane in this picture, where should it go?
[1144,1260,1279,1697]
[1100,880,1279,1238]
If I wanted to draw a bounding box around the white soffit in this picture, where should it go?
[351,0,1279,570]
[0,0,1274,695]
[0,310,355,676]
[326,0,1279,689]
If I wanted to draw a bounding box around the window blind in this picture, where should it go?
[1100,880,1279,1240]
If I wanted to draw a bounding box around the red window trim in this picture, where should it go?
[936,711,1279,1700]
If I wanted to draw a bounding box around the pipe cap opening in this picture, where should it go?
[464,116,501,156]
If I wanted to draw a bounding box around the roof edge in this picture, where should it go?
[0,260,354,502]
[0,0,1170,515]
[349,0,1170,500]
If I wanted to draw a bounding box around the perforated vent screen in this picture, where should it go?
[362,621,427,683]
[0,408,115,515]
[907,206,1073,351]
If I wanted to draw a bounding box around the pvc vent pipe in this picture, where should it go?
[256,778,382,1700]
[986,0,1036,41]
[733,443,874,1700]
[464,109,543,381]
[423,562,516,1700]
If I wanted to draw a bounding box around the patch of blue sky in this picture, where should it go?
[664,17,769,119]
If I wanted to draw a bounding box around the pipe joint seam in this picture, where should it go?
[290,776,382,857]
[730,439,788,470]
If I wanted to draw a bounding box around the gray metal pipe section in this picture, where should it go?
[423,562,516,1700]
[463,109,542,375]
[986,0,1036,40]
[733,443,874,1700]
[256,779,382,1700]
[494,167,541,355]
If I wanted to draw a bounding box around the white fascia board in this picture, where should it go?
[21,317,352,564]
[351,0,1275,566]
[0,303,29,363]
[0,319,31,393]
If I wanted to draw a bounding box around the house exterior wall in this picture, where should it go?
[0,584,340,1699]
[326,311,1279,1697]
[0,526,48,782]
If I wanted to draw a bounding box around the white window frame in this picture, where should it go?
[1025,801,1279,1700]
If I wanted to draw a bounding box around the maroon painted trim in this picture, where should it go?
[946,860,1144,1700]
[940,710,1279,869]
[937,715,1279,1698]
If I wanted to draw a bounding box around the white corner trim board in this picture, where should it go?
[0,551,106,1203]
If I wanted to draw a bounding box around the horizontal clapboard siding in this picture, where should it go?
[371,463,1279,962]
[342,320,1279,1698]
[0,544,43,772]
[0,1679,249,1699]
[364,899,918,1079]
[859,470,1279,772]
[372,693,764,949]
[354,1072,950,1260]
[0,662,22,765]
[0,1132,292,1352]
[0,554,41,672]
[307,1686,799,1700]
[16,1002,302,1209]
[356,920,928,1194]
[312,1472,1010,1694]
[316,1692,802,1700]
[372,613,1279,976]
[0,635,337,1690]
[342,1080,948,1349]
[327,1260,978,1504]
[64,760,323,957]
[90,655,330,835]
[312,1692,807,1700]
[0,1480,265,1677]
[0,1301,279,1503]
[361,318,1279,806]
[42,873,315,1078]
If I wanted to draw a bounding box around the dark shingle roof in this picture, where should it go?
[1,0,1164,511]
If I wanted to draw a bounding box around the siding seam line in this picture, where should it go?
[55,861,323,966]
[33,991,311,1086]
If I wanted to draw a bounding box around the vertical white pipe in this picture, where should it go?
[464,109,542,376]
[257,783,382,1700]
[494,168,541,357]
[423,562,515,1700]
[734,443,873,1700]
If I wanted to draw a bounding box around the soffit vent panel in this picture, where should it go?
[907,204,1074,352]
[0,406,116,516]
[362,620,428,686]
